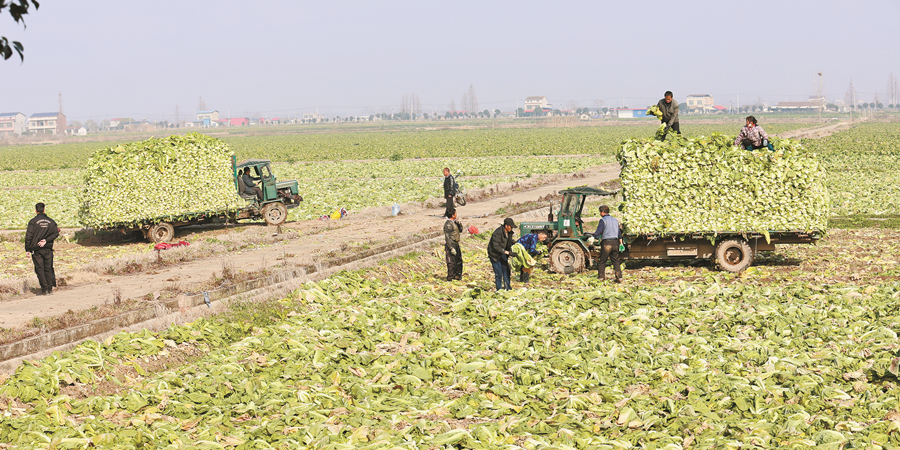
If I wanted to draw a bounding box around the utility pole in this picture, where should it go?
[175,105,179,127]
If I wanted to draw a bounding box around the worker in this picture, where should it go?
[588,205,623,282]
[488,218,516,291]
[734,116,775,151]
[242,167,263,201]
[25,202,60,295]
[656,91,680,139]
[443,208,463,281]
[511,230,548,284]
[442,167,457,218]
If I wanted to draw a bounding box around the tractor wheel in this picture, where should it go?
[262,202,288,226]
[549,241,586,274]
[714,238,754,273]
[147,222,175,244]
[455,193,467,206]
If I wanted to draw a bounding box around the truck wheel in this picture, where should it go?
[455,194,467,206]
[549,241,586,274]
[262,202,288,225]
[715,238,754,273]
[148,222,175,244]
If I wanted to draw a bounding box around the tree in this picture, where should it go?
[516,107,524,117]
[70,120,82,129]
[1,0,39,62]
[448,97,456,114]
[84,119,98,132]
[494,109,501,118]
[464,84,479,113]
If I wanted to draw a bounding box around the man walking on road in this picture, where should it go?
[657,91,680,140]
[444,208,463,281]
[25,202,59,295]
[443,167,457,218]
[488,218,516,291]
[589,205,624,283]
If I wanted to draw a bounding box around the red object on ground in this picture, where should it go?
[467,225,479,235]
[154,240,190,251]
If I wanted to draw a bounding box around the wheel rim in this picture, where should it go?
[555,249,576,268]
[266,205,285,223]
[724,247,744,265]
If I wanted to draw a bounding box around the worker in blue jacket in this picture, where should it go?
[588,205,624,282]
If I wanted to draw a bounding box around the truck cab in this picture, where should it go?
[519,187,821,274]
[233,157,302,225]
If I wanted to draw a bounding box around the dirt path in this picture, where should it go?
[0,164,620,330]
[777,121,853,140]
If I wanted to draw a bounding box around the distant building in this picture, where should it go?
[223,117,249,126]
[197,110,220,126]
[28,112,66,135]
[612,108,650,118]
[0,112,27,137]
[686,94,714,112]
[302,112,324,122]
[773,101,824,112]
[525,96,552,113]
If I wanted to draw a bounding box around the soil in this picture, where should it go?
[0,164,620,330]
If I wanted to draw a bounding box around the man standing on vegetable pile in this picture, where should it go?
[443,167,457,218]
[444,208,463,281]
[25,203,59,295]
[488,218,516,291]
[656,91,680,139]
[588,205,624,283]
[734,116,775,151]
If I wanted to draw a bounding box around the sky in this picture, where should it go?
[1,0,899,123]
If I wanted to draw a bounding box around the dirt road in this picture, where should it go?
[0,164,620,330]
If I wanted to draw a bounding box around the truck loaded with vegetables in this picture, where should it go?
[520,133,827,273]
[77,133,302,243]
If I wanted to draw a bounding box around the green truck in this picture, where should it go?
[139,157,302,243]
[519,187,822,274]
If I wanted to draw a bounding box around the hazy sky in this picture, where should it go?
[1,0,899,122]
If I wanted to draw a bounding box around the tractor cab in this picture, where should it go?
[232,156,303,225]
[519,186,618,273]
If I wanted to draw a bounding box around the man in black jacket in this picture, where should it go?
[488,218,516,291]
[443,167,456,218]
[25,202,60,295]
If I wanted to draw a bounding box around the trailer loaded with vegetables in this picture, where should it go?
[520,134,828,273]
[78,133,301,243]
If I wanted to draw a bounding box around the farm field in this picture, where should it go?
[0,122,818,229]
[1,228,899,448]
[802,122,900,218]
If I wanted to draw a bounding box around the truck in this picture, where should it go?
[519,187,822,274]
[138,157,302,243]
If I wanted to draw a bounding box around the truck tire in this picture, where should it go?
[148,222,175,244]
[262,202,288,225]
[549,241,586,274]
[715,238,754,273]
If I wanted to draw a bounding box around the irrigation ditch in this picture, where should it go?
[0,203,559,374]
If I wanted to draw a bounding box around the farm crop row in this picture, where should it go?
[2,244,899,448]
[1,123,813,171]
[803,122,900,217]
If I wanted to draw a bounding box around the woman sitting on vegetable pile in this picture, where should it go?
[734,116,775,151]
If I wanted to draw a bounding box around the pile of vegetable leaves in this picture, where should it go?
[617,133,829,235]
[77,133,244,229]
[2,271,900,448]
